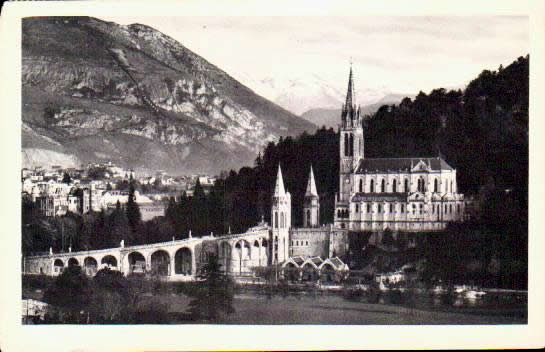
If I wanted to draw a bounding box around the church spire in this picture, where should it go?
[273,164,286,197]
[345,64,355,109]
[305,165,318,197]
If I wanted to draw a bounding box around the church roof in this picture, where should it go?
[273,164,286,197]
[355,157,453,173]
[305,165,318,197]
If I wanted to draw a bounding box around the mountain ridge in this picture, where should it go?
[22,16,316,175]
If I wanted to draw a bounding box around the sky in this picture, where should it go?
[103,16,528,106]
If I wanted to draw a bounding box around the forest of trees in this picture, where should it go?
[23,56,528,289]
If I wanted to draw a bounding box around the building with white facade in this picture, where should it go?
[334,67,465,232]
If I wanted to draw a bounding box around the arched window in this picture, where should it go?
[434,179,438,193]
[404,179,409,192]
[417,178,425,192]
[274,212,278,228]
[393,179,397,193]
[370,179,375,193]
[381,179,385,193]
[359,179,363,193]
[349,134,354,156]
[280,212,285,228]
[306,209,311,226]
[344,134,349,156]
[355,204,359,213]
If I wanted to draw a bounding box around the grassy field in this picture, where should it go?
[22,274,526,325]
[138,292,526,325]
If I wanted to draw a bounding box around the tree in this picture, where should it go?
[126,176,141,239]
[43,265,92,323]
[187,254,235,321]
[61,172,72,184]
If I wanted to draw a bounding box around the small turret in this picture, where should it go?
[303,165,320,227]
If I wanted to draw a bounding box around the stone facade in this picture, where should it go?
[334,67,465,232]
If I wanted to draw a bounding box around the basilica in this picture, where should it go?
[332,67,465,232]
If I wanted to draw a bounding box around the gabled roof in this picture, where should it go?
[320,257,348,271]
[355,157,453,174]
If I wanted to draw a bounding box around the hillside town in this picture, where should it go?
[21,161,217,221]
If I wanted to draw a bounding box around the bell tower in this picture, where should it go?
[335,65,364,228]
[303,165,320,227]
[271,164,291,263]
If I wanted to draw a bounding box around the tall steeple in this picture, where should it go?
[345,64,355,109]
[271,163,291,263]
[274,164,286,197]
[305,165,318,197]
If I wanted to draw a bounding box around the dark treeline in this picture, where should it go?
[164,126,339,236]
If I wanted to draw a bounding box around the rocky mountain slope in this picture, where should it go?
[22,17,315,175]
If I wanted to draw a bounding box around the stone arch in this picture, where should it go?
[53,259,64,273]
[234,239,251,260]
[283,262,299,282]
[174,247,192,275]
[128,251,146,274]
[151,250,171,276]
[101,255,118,268]
[218,241,231,272]
[301,263,318,282]
[320,263,336,283]
[67,257,79,267]
[84,256,98,276]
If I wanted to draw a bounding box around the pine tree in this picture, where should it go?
[187,254,235,321]
[126,176,141,239]
[61,172,72,184]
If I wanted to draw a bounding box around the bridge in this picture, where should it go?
[23,224,272,281]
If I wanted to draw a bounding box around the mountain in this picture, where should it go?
[300,94,416,129]
[21,17,316,175]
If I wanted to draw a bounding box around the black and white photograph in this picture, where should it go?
[1,0,544,350]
